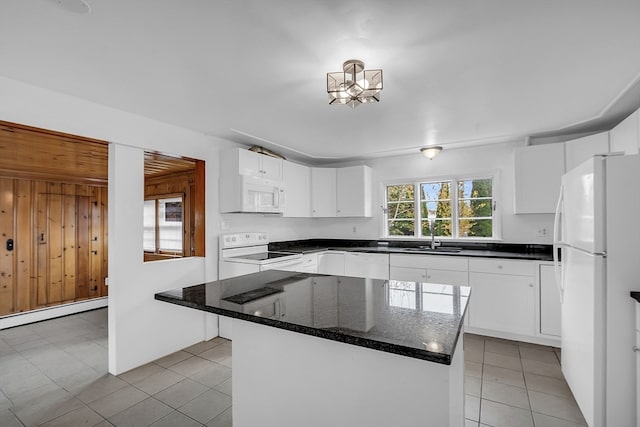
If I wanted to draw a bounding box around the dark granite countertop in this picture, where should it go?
[631,292,640,303]
[269,239,554,261]
[155,270,470,365]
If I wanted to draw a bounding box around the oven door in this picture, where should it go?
[260,256,304,272]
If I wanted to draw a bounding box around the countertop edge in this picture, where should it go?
[630,291,640,303]
[155,292,456,365]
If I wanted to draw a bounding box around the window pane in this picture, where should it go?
[422,219,452,237]
[460,218,492,237]
[387,184,415,236]
[158,197,183,252]
[457,179,493,238]
[387,184,414,202]
[143,200,156,251]
[388,220,414,236]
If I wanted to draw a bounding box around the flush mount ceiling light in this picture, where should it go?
[55,0,91,13]
[327,59,383,108]
[420,146,443,160]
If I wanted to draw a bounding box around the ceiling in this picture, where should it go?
[1,0,639,164]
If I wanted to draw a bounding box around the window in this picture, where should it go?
[144,195,184,256]
[385,176,496,239]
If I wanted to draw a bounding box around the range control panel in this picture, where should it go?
[220,232,269,249]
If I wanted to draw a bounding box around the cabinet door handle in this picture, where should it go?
[633,346,640,352]
[497,265,503,269]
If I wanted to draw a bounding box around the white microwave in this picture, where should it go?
[220,175,285,213]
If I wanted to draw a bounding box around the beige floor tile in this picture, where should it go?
[169,356,215,377]
[118,363,165,384]
[214,378,232,397]
[480,399,534,427]
[465,418,479,427]
[521,359,563,379]
[199,343,232,363]
[528,390,586,424]
[178,389,232,424]
[206,406,232,427]
[465,360,483,379]
[183,338,227,356]
[71,374,129,404]
[132,369,184,395]
[465,376,481,398]
[532,411,587,427]
[482,380,530,410]
[465,346,484,363]
[88,384,148,418]
[482,364,525,388]
[150,410,203,427]
[465,395,480,421]
[38,405,104,427]
[518,341,556,352]
[154,351,193,368]
[519,346,560,364]
[484,340,520,357]
[190,363,232,388]
[483,351,522,371]
[108,397,173,427]
[154,378,210,409]
[524,372,573,399]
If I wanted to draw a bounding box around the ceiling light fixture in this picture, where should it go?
[55,0,91,13]
[420,146,443,160]
[327,59,383,108]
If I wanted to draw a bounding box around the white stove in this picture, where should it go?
[218,232,302,280]
[218,232,301,340]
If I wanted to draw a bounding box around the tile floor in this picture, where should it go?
[0,309,586,427]
[464,333,587,427]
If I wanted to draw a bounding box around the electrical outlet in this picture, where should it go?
[536,228,548,237]
[352,226,357,233]
[221,220,230,230]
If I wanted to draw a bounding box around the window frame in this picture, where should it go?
[383,172,501,241]
[144,192,186,256]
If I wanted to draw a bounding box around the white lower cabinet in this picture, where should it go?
[344,252,389,280]
[539,263,561,337]
[389,254,469,285]
[467,258,536,337]
[318,251,345,275]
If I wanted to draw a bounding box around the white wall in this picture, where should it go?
[310,142,555,244]
[0,76,227,374]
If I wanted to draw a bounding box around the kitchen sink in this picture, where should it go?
[403,246,463,253]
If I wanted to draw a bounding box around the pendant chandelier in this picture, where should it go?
[327,59,383,108]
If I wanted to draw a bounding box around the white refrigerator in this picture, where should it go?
[554,154,639,427]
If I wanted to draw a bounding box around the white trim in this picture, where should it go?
[0,297,108,330]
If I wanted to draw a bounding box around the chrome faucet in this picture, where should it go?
[430,219,441,250]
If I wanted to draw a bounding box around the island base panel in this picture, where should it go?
[232,318,464,427]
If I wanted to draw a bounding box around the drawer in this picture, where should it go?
[389,254,468,271]
[390,266,426,282]
[468,258,534,276]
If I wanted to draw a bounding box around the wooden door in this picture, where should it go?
[36,192,92,306]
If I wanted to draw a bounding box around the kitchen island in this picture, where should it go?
[156,270,470,427]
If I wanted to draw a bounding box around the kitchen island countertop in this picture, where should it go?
[155,270,470,365]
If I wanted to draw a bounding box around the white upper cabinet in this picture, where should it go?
[311,167,337,217]
[514,143,565,214]
[336,166,372,217]
[610,109,640,155]
[311,165,373,218]
[283,161,311,217]
[236,148,283,180]
[564,132,610,171]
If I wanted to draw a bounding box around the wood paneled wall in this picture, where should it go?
[0,178,108,316]
[0,121,109,317]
